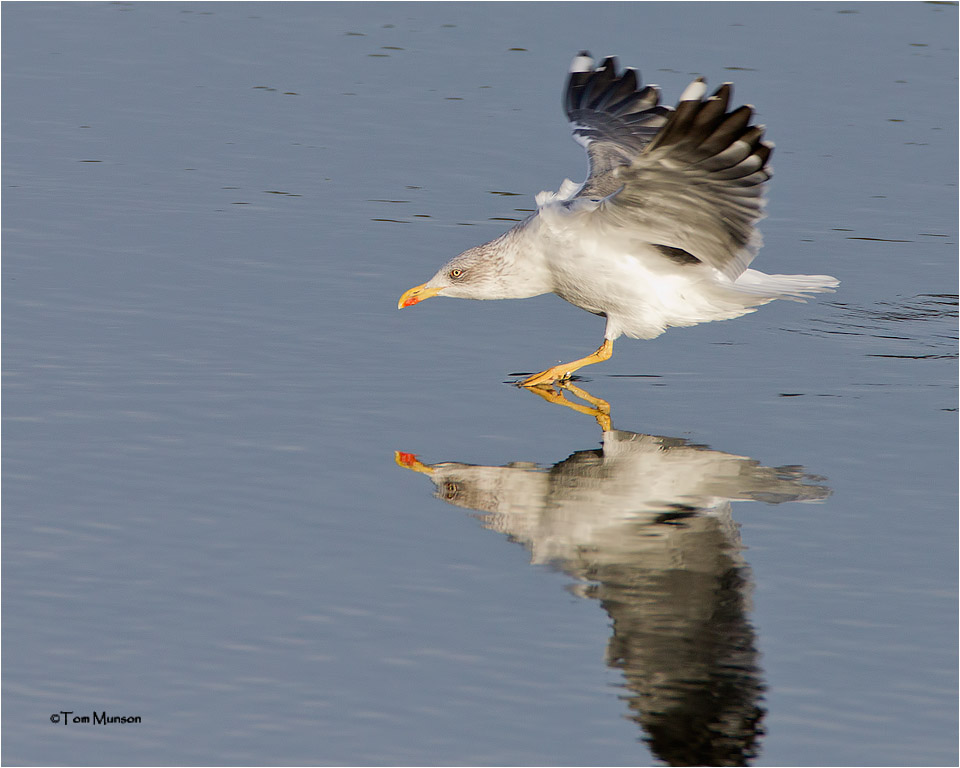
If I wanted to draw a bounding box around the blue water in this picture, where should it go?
[3,2,956,765]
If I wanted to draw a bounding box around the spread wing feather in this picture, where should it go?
[564,52,773,281]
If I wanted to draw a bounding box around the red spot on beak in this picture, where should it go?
[401,296,420,308]
[396,452,418,466]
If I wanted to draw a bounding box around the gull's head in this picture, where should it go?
[398,245,509,308]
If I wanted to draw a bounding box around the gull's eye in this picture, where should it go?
[442,482,460,499]
[450,268,463,279]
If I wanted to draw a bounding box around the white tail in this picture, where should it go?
[731,268,839,302]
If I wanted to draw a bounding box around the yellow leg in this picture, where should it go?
[561,382,612,430]
[518,339,614,387]
[525,382,612,431]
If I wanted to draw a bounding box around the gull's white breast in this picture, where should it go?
[533,199,757,340]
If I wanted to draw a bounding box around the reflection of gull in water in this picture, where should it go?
[397,385,830,766]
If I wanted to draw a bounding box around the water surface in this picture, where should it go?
[3,2,957,765]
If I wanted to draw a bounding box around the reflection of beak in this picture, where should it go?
[394,451,434,475]
[398,283,443,309]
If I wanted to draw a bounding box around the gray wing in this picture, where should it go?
[565,52,671,198]
[565,53,773,281]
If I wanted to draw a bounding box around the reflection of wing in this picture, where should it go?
[400,429,829,766]
[589,503,765,767]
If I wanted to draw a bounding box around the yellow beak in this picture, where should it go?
[394,451,434,475]
[398,283,443,309]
